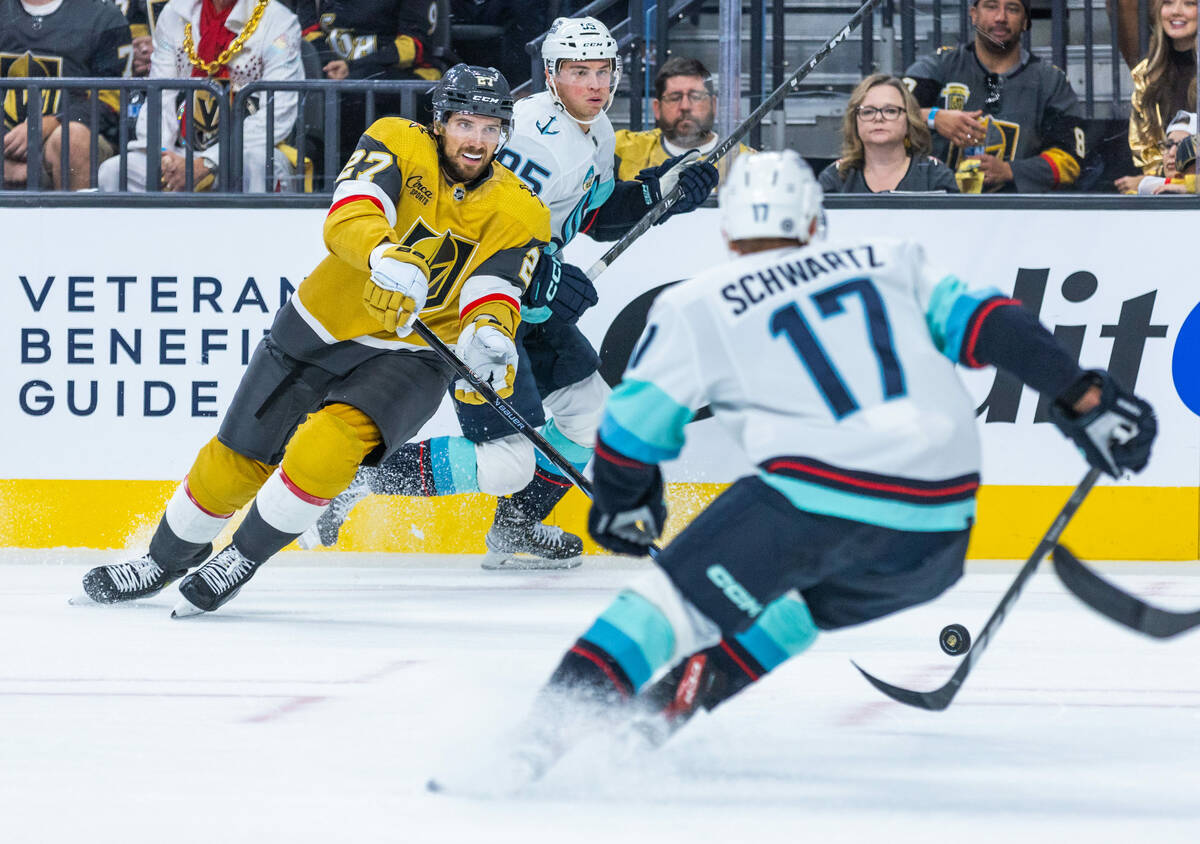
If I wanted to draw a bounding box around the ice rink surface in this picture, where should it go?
[3,549,1199,844]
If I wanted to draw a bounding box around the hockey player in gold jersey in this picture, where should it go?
[78,64,550,616]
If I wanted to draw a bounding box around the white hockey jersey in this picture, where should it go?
[600,237,1006,532]
[495,91,616,248]
[132,0,303,167]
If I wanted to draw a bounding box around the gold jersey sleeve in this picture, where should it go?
[295,118,551,350]
[613,128,753,186]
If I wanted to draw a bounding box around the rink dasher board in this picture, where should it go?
[1,206,1196,558]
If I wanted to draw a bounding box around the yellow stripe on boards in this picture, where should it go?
[0,480,1195,560]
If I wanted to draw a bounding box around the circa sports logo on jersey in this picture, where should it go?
[398,218,479,308]
[406,174,433,205]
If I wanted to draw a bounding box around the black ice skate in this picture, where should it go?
[76,554,180,604]
[297,474,370,549]
[172,545,262,617]
[482,502,583,571]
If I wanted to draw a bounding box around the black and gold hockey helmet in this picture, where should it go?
[431,64,514,128]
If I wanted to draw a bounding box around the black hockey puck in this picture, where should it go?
[939,623,971,656]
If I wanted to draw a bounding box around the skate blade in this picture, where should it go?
[68,592,98,606]
[170,596,206,618]
[480,553,583,571]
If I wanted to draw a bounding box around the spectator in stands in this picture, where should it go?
[1,0,131,190]
[97,0,304,193]
[903,0,1087,192]
[819,74,957,193]
[120,1,158,77]
[1126,0,1197,181]
[613,56,750,185]
[293,1,444,163]
[1118,109,1195,192]
[1108,0,1146,70]
[1154,131,1198,191]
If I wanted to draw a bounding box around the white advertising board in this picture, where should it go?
[2,206,1197,489]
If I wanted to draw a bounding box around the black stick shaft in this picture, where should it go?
[411,320,594,495]
[854,466,1101,710]
[585,0,884,281]
[410,319,665,559]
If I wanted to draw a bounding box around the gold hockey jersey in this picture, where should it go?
[613,127,750,185]
[282,118,550,365]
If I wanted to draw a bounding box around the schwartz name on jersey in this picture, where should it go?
[272,119,551,371]
[602,237,1007,532]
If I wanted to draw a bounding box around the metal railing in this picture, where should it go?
[519,0,707,129]
[0,77,432,195]
[0,77,229,192]
[230,79,429,192]
[515,0,1142,142]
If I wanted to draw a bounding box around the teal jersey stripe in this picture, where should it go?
[521,304,553,324]
[600,380,694,464]
[534,418,593,474]
[926,276,1003,363]
[428,435,479,495]
[759,471,976,532]
[582,590,677,690]
[734,595,819,671]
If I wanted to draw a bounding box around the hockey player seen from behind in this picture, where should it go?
[302,16,719,571]
[78,64,550,616]
[429,151,1157,794]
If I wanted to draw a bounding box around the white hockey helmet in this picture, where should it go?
[720,150,823,243]
[542,16,622,124]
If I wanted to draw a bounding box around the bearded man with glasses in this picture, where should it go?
[902,0,1087,192]
[614,56,752,185]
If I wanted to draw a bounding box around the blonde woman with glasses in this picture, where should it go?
[819,74,958,193]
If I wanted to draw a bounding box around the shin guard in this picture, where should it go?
[504,468,574,523]
[547,639,635,705]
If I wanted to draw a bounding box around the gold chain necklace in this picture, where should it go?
[182,0,270,77]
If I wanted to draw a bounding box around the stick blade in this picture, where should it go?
[1052,544,1200,639]
[851,661,959,711]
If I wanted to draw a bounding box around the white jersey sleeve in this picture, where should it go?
[497,92,616,248]
[598,297,710,463]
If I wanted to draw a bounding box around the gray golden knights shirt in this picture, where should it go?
[904,43,1086,192]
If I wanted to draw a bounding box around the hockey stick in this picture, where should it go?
[410,320,665,557]
[412,319,593,494]
[851,467,1102,711]
[585,0,884,281]
[410,319,665,557]
[1052,544,1200,638]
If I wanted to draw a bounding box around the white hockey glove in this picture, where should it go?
[455,318,518,405]
[363,244,429,337]
[1050,370,1156,478]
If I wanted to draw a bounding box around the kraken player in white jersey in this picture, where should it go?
[428,151,1157,795]
[305,17,718,569]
